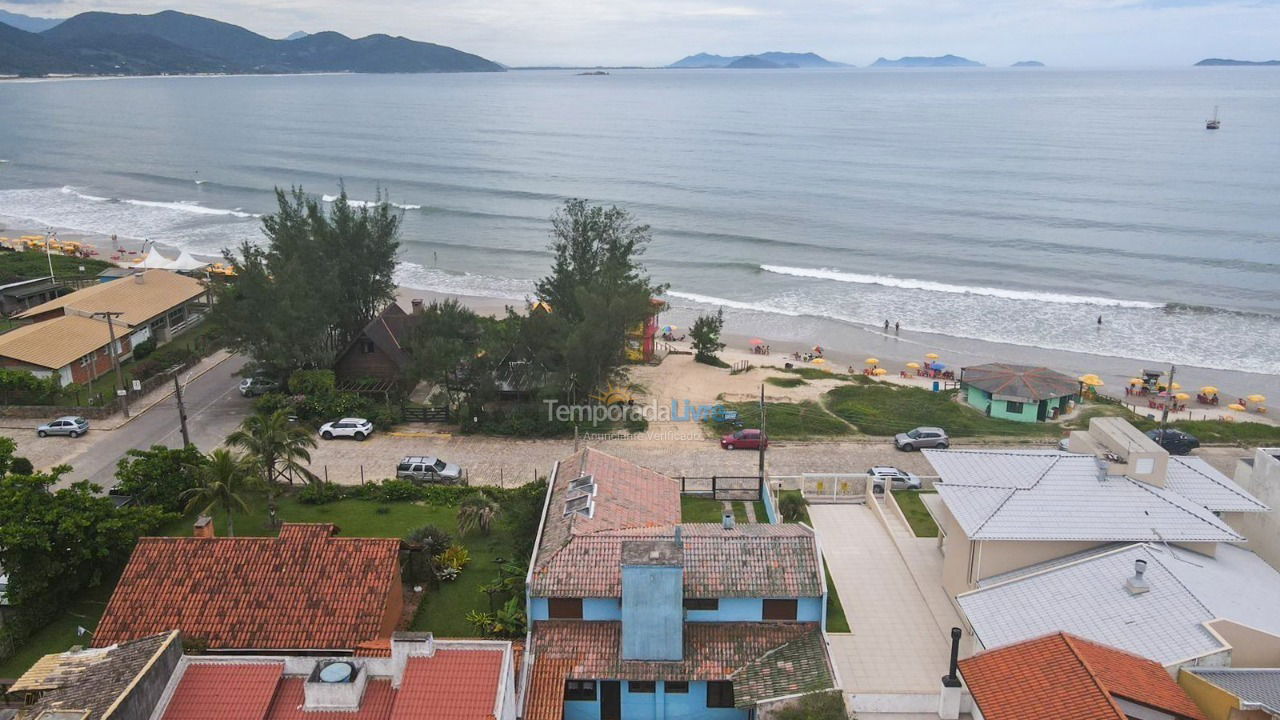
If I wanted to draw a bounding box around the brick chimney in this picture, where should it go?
[193,515,214,538]
[134,271,146,284]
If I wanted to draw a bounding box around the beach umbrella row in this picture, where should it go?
[1079,374,1105,387]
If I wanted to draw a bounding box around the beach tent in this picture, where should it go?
[136,247,174,268]
[166,250,208,271]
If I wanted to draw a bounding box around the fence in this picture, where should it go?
[678,475,763,501]
[403,406,450,423]
[798,473,869,503]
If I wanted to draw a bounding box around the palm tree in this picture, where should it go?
[181,449,256,536]
[457,492,500,536]
[227,409,317,487]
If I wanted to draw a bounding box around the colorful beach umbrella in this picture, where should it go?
[925,353,940,360]
[1248,394,1267,403]
[1175,393,1190,400]
[749,338,764,345]
[1170,382,1182,390]
[1079,374,1104,387]
[906,362,921,369]
[1200,386,1219,394]
[864,357,879,365]
[1228,403,1246,411]
[873,368,888,376]
[812,357,826,364]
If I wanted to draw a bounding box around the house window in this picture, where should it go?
[707,681,734,708]
[79,354,93,367]
[1006,400,1025,413]
[548,597,583,619]
[564,680,596,701]
[360,339,376,354]
[683,598,718,611]
[762,599,798,620]
[666,681,689,694]
[629,681,655,693]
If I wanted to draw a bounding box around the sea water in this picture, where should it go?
[0,68,1277,374]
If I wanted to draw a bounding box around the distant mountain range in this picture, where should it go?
[0,8,62,33]
[1011,60,1045,67]
[1195,58,1280,66]
[668,52,848,69]
[871,54,983,68]
[284,31,309,41]
[0,9,503,77]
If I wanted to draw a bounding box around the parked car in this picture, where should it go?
[238,376,280,397]
[319,417,373,441]
[868,466,922,493]
[396,456,464,484]
[894,426,949,451]
[1146,428,1200,455]
[37,416,89,438]
[721,429,767,450]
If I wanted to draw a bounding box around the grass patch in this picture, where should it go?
[892,490,939,538]
[696,355,731,368]
[824,565,850,633]
[764,376,808,388]
[160,492,524,638]
[0,252,112,284]
[824,384,1056,438]
[681,496,765,524]
[752,500,768,522]
[1132,418,1280,445]
[706,401,852,440]
[0,582,115,678]
[781,367,855,382]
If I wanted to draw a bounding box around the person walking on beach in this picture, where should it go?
[894,321,900,334]
[1097,315,1103,325]
[884,319,890,331]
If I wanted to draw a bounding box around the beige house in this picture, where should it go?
[1232,448,1280,570]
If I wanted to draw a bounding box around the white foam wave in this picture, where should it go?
[59,186,259,218]
[666,290,802,316]
[321,194,422,211]
[761,264,1164,309]
[394,262,531,302]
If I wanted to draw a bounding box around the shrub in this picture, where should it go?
[404,524,454,586]
[131,338,157,360]
[113,445,208,512]
[297,481,346,505]
[461,403,572,437]
[9,456,33,476]
[457,492,500,536]
[252,392,296,416]
[772,691,847,720]
[436,544,471,571]
[288,369,336,396]
[779,491,809,522]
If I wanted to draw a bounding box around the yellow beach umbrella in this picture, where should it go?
[1174,393,1190,400]
[1170,382,1181,390]
[1200,386,1218,394]
[864,357,879,365]
[1079,374,1104,387]
[906,362,921,369]
[1128,378,1143,386]
[1228,403,1246,411]
[812,357,826,364]
[873,367,888,376]
[1248,394,1267,403]
[925,353,940,360]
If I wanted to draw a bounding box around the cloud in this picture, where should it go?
[2,0,65,4]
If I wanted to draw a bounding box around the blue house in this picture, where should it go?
[521,449,837,720]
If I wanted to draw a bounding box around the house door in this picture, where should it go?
[600,681,621,720]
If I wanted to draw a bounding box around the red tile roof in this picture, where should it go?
[93,523,401,650]
[161,663,283,720]
[391,651,504,720]
[958,632,1208,720]
[265,678,396,720]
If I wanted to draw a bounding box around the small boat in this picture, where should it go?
[1206,106,1220,130]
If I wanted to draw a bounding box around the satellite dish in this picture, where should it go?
[319,661,353,683]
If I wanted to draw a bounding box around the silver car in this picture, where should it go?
[396,456,464,485]
[868,466,923,493]
[894,426,949,451]
[38,416,90,438]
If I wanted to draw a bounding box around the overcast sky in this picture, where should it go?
[4,0,1278,67]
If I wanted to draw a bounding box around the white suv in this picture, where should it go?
[319,417,373,441]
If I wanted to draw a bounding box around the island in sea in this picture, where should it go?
[871,54,984,68]
[0,9,503,77]
[1195,58,1280,66]
[1011,60,1045,67]
[668,52,848,69]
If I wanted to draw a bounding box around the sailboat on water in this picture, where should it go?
[1206,106,1221,130]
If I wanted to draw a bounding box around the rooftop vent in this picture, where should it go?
[304,660,367,711]
[722,512,735,531]
[1125,558,1150,595]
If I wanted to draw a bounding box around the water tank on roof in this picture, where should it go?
[318,661,354,683]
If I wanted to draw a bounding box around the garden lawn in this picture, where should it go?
[161,493,523,638]
[681,495,767,524]
[892,491,939,538]
[706,401,852,440]
[0,253,111,284]
[824,566,850,633]
[823,384,1056,438]
[0,581,115,678]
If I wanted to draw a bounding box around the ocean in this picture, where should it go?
[1,68,1278,378]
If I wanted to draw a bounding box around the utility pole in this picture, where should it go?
[758,384,766,480]
[92,311,129,418]
[1159,364,1176,428]
[44,229,56,285]
[174,374,191,447]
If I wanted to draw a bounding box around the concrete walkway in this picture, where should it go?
[810,503,951,696]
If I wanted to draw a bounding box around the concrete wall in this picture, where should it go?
[1207,619,1280,668]
[1233,450,1280,570]
[115,633,183,720]
[621,565,683,661]
[562,680,749,720]
[378,565,404,639]
[990,397,1040,423]
[1179,669,1244,720]
[973,539,1107,584]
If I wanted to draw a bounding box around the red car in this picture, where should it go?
[721,429,768,450]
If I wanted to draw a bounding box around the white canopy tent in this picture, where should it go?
[166,249,208,271]
[135,247,174,268]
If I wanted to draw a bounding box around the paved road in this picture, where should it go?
[58,355,252,489]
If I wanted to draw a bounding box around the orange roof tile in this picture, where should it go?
[92,524,400,651]
[161,663,283,720]
[958,632,1208,720]
[391,651,504,720]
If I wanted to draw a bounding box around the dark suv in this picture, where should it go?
[1146,428,1200,455]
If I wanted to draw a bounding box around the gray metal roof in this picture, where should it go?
[958,543,1280,666]
[1187,669,1280,714]
[928,450,1243,542]
[1165,456,1268,513]
[960,363,1079,402]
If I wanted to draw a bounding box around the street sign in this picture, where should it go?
[116,389,127,397]
[131,380,141,391]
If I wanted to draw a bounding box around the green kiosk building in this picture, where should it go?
[960,363,1079,422]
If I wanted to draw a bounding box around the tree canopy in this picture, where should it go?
[212,187,401,372]
[113,444,208,512]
